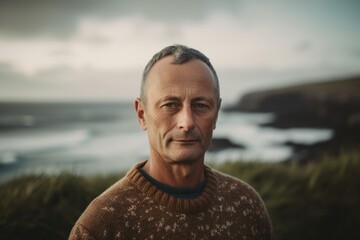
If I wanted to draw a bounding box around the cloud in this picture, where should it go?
[0,62,56,101]
[0,0,242,39]
[1,0,359,103]
[0,61,141,101]
[0,62,28,81]
[295,41,312,52]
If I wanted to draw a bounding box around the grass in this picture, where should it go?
[213,149,360,239]
[0,173,121,239]
[1,149,359,240]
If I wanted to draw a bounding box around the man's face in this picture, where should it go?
[136,56,220,165]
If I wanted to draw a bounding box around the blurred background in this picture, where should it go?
[0,1,360,239]
[0,0,359,181]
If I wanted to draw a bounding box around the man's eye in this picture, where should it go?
[163,103,179,108]
[193,103,208,109]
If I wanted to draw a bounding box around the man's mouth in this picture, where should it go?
[173,139,198,143]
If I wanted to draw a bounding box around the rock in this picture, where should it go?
[224,75,360,162]
[208,137,244,152]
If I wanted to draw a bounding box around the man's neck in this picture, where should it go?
[142,158,205,189]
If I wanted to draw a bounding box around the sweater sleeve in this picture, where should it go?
[68,223,96,240]
[259,201,274,240]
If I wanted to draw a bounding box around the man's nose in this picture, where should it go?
[177,106,195,131]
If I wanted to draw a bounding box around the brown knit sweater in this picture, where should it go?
[69,161,273,240]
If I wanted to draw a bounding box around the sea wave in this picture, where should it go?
[0,129,90,164]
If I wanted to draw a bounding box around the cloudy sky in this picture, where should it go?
[0,0,359,103]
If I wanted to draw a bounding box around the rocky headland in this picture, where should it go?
[208,137,244,152]
[224,75,360,163]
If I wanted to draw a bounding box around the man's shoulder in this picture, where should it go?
[84,175,139,213]
[74,176,140,237]
[209,167,263,201]
[97,175,137,201]
[210,167,252,187]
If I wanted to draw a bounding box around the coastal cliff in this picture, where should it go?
[224,75,360,162]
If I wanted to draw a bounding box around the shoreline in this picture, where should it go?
[224,75,360,163]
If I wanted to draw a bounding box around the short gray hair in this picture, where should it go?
[140,44,220,105]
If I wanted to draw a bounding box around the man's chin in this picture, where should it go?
[167,150,204,164]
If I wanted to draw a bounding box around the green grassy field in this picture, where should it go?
[1,149,359,240]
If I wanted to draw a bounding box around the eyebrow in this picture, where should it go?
[162,96,180,101]
[191,96,214,103]
[157,96,181,103]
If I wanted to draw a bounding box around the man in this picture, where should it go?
[69,45,273,239]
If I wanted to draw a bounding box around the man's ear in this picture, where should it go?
[217,98,222,111]
[213,98,222,130]
[135,98,147,130]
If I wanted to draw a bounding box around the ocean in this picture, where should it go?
[0,101,333,182]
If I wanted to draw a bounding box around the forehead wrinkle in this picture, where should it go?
[158,95,214,103]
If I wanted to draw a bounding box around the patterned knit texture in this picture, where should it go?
[69,161,273,240]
